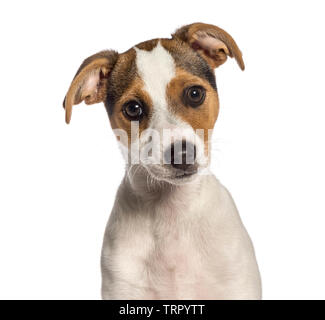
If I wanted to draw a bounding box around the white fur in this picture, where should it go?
[135,42,175,115]
[101,171,262,299]
[135,42,186,141]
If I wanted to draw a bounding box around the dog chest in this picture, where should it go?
[104,207,228,299]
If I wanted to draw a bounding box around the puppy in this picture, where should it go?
[63,22,262,299]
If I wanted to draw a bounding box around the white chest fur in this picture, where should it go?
[101,174,261,300]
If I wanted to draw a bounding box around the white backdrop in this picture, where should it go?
[0,0,324,299]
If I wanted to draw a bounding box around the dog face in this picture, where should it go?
[63,23,244,184]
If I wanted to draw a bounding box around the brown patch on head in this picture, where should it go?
[160,38,217,90]
[104,39,160,115]
[109,76,153,145]
[135,38,159,51]
[166,67,219,154]
[103,40,167,146]
[105,48,136,115]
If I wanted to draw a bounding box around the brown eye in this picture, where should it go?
[183,85,206,108]
[122,100,144,120]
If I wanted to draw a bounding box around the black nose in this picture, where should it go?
[164,140,197,171]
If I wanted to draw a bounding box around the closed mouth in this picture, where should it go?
[174,169,198,179]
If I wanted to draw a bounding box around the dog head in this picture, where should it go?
[63,23,244,184]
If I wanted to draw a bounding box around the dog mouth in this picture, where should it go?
[167,164,199,182]
[143,163,199,184]
[174,168,198,179]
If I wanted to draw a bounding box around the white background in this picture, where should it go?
[0,0,324,299]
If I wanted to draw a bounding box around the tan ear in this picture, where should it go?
[63,50,118,124]
[172,22,245,70]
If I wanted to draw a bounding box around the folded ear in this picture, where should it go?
[172,22,245,70]
[63,50,118,124]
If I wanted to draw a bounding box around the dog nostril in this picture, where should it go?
[164,140,197,171]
